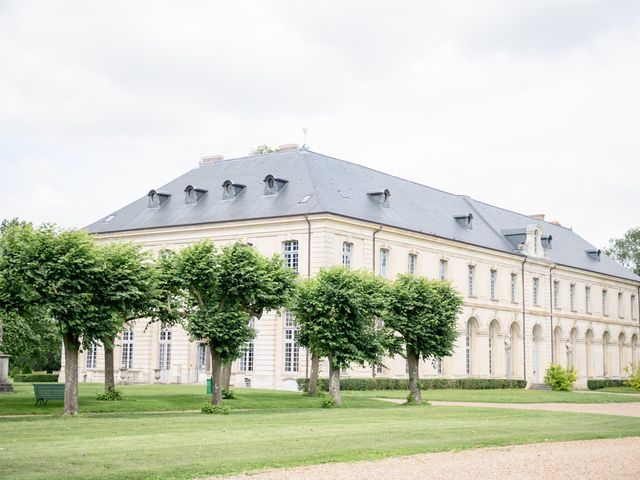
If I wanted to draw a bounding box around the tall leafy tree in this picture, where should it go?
[94,242,156,393]
[605,227,640,275]
[172,241,296,405]
[290,267,391,405]
[0,223,123,414]
[384,274,463,403]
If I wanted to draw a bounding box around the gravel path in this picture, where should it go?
[217,437,640,480]
[429,401,640,417]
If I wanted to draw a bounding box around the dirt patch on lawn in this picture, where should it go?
[216,437,640,480]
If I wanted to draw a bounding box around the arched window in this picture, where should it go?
[508,322,520,379]
[603,331,610,377]
[466,318,478,375]
[586,330,593,377]
[532,325,544,382]
[619,333,626,376]
[569,328,578,371]
[632,334,639,366]
[534,229,540,255]
[489,320,499,376]
[553,326,563,366]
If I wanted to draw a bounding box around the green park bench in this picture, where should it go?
[33,383,65,407]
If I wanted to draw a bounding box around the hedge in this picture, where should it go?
[297,377,526,392]
[12,373,59,383]
[587,379,627,390]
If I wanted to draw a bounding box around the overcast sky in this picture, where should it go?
[1,1,639,248]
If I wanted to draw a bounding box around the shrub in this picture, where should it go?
[222,388,235,399]
[13,373,59,383]
[544,364,577,391]
[21,365,33,374]
[297,377,526,392]
[406,392,417,405]
[96,387,122,401]
[9,366,20,378]
[201,403,231,415]
[624,362,640,391]
[320,396,336,408]
[587,379,627,390]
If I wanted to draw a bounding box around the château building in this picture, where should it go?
[67,145,640,389]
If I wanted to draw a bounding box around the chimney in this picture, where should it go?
[529,214,545,222]
[550,220,561,226]
[276,143,299,152]
[200,154,224,166]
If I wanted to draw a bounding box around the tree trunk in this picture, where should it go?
[406,347,422,404]
[209,346,223,405]
[221,362,232,390]
[328,354,341,406]
[309,353,320,396]
[62,332,80,415]
[104,336,115,392]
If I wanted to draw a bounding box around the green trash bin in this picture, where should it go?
[206,378,212,394]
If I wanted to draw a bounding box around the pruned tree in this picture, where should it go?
[94,242,156,393]
[172,241,296,405]
[384,274,463,403]
[249,145,276,155]
[605,227,640,275]
[0,223,123,414]
[290,267,391,405]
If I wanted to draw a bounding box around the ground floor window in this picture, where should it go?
[121,330,134,369]
[86,343,97,369]
[284,311,299,372]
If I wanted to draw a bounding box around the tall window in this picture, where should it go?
[533,229,540,255]
[465,321,473,374]
[570,283,576,310]
[121,330,134,369]
[553,281,560,309]
[342,242,352,269]
[86,343,97,369]
[490,270,497,299]
[241,318,255,372]
[197,344,207,369]
[283,240,299,273]
[618,292,624,317]
[379,249,389,277]
[159,326,172,371]
[602,290,608,316]
[511,273,517,302]
[467,265,475,296]
[585,286,591,313]
[284,311,299,372]
[632,295,637,319]
[532,277,539,305]
[436,358,443,375]
[488,323,494,375]
[439,259,447,281]
[408,253,417,274]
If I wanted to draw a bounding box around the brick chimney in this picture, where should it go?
[529,214,545,222]
[276,143,299,152]
[200,154,224,166]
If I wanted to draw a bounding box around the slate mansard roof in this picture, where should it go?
[87,149,640,283]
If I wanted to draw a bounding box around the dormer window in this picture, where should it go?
[222,180,245,200]
[184,185,208,205]
[148,189,171,208]
[534,229,540,255]
[541,235,553,249]
[454,213,473,229]
[367,189,390,207]
[264,174,288,195]
[586,249,601,261]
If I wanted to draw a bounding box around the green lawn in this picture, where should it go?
[0,383,392,415]
[2,384,640,480]
[599,386,640,394]
[347,388,640,403]
[2,405,640,480]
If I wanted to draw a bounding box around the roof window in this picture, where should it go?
[148,189,171,208]
[184,185,208,204]
[263,175,288,195]
[586,249,601,261]
[367,189,391,207]
[454,213,473,229]
[222,180,245,200]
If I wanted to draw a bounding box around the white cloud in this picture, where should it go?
[1,0,639,248]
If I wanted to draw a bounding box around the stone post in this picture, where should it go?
[0,352,14,393]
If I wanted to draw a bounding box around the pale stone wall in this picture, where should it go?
[63,214,640,390]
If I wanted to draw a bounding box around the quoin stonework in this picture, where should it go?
[61,146,640,390]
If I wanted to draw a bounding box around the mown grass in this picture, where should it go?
[2,404,640,480]
[599,386,640,394]
[346,387,640,403]
[0,383,392,415]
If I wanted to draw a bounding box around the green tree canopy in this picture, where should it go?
[290,266,391,405]
[605,227,640,276]
[385,274,463,403]
[171,241,296,404]
[249,145,276,155]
